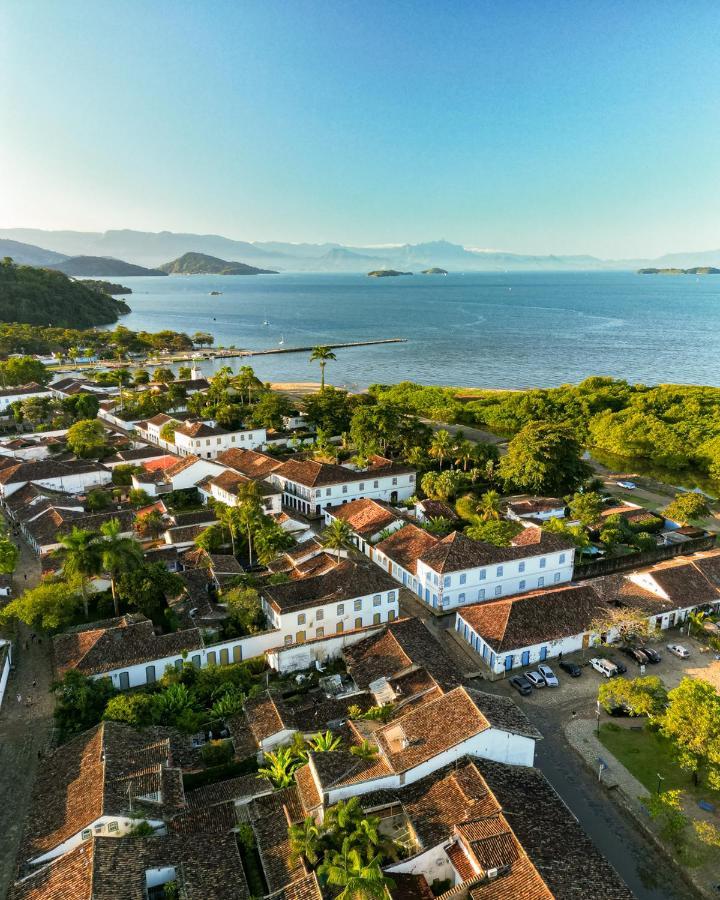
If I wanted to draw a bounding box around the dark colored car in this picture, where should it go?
[621,646,649,666]
[605,656,627,675]
[559,660,582,677]
[640,646,662,664]
[509,675,532,696]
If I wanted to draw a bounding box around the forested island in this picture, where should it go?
[159,252,278,275]
[80,280,132,295]
[367,269,413,277]
[638,266,720,275]
[421,267,448,274]
[0,259,130,328]
[48,256,166,276]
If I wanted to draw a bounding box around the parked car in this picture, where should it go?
[640,646,662,664]
[667,643,690,659]
[559,660,582,677]
[537,663,559,687]
[605,656,627,675]
[524,671,546,688]
[621,646,650,666]
[509,675,532,696]
[590,658,619,678]
[616,480,637,490]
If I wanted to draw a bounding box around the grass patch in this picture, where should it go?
[599,723,720,801]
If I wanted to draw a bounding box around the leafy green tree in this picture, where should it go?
[254,520,294,565]
[86,488,112,512]
[632,531,657,552]
[152,682,197,726]
[318,841,394,900]
[588,606,655,646]
[662,492,710,525]
[350,740,378,760]
[304,387,354,435]
[420,470,464,502]
[644,790,688,849]
[309,730,342,752]
[660,677,720,788]
[133,369,150,385]
[116,562,183,624]
[234,365,264,404]
[599,525,625,553]
[0,355,49,387]
[598,675,668,718]
[289,815,323,867]
[112,463,141,486]
[222,585,265,635]
[542,516,591,552]
[568,491,603,526]
[309,346,337,392]
[177,366,192,380]
[103,691,157,727]
[0,578,81,631]
[499,422,591,494]
[455,494,480,522]
[349,403,402,456]
[453,438,475,472]
[98,518,143,616]
[258,746,303,789]
[249,390,291,430]
[322,517,355,561]
[153,367,175,383]
[134,508,166,539]
[58,526,102,617]
[192,331,214,348]
[477,489,502,521]
[195,523,228,553]
[160,421,179,443]
[0,531,19,574]
[52,670,116,741]
[465,519,522,546]
[66,418,107,458]
[128,488,151,507]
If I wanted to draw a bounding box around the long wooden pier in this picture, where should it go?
[246,338,407,356]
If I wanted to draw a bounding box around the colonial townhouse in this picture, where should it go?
[173,421,267,459]
[415,526,575,612]
[102,444,170,469]
[505,495,567,522]
[131,454,225,496]
[215,447,284,480]
[455,549,720,676]
[260,559,400,645]
[0,457,111,499]
[15,722,186,869]
[372,523,440,590]
[0,382,53,414]
[323,497,407,555]
[269,455,416,517]
[201,467,282,515]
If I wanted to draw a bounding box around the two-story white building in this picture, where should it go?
[202,468,282,515]
[260,559,400,645]
[323,498,407,556]
[173,421,267,459]
[0,382,53,414]
[131,455,225,497]
[270,455,416,518]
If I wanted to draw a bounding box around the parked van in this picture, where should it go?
[590,657,618,678]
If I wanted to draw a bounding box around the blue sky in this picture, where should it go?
[2,0,719,257]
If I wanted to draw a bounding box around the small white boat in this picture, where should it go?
[263,319,270,326]
[278,335,285,346]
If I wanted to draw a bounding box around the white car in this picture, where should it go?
[590,657,619,678]
[537,664,559,687]
[523,671,546,688]
[616,481,637,490]
[666,643,690,659]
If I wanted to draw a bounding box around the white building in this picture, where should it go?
[0,458,111,499]
[202,468,282,515]
[261,559,400,645]
[323,498,407,556]
[0,383,53,414]
[173,421,267,459]
[505,496,567,522]
[270,455,416,518]
[131,455,225,497]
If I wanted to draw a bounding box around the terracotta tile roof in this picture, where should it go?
[295,763,322,813]
[417,498,461,521]
[598,504,664,528]
[216,448,283,478]
[468,856,553,900]
[466,689,542,740]
[506,496,565,516]
[139,454,180,472]
[374,687,490,774]
[167,799,239,836]
[261,559,397,613]
[420,527,574,574]
[265,873,323,900]
[17,723,186,865]
[274,455,413,488]
[52,616,203,677]
[645,557,720,605]
[249,786,306,893]
[476,759,633,899]
[374,523,439,575]
[0,458,109,486]
[458,583,605,653]
[244,691,290,743]
[329,498,403,537]
[185,774,272,809]
[344,617,463,691]
[175,421,227,438]
[7,840,95,900]
[104,445,167,464]
[391,873,436,900]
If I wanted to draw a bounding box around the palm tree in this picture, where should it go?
[477,489,502,521]
[309,346,337,392]
[216,503,243,556]
[134,508,165,540]
[454,438,474,472]
[322,518,355,562]
[57,527,102,618]
[429,429,453,470]
[236,482,264,566]
[318,841,393,900]
[257,746,302,790]
[687,610,707,636]
[309,730,342,752]
[349,740,378,760]
[99,518,143,616]
[289,815,323,866]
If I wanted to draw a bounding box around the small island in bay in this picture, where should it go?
[48,255,166,276]
[638,266,720,275]
[159,251,278,275]
[367,269,413,277]
[421,267,448,275]
[80,279,133,295]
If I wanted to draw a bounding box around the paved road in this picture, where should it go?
[419,417,507,447]
[404,597,695,900]
[0,531,54,898]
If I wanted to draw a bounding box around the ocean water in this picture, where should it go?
[110,271,720,389]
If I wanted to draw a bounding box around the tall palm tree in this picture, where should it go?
[99,518,143,616]
[318,841,393,900]
[134,508,166,540]
[309,346,337,392]
[57,527,102,618]
[428,429,453,470]
[478,489,502,522]
[289,815,323,866]
[236,482,264,566]
[454,438,475,472]
[322,518,355,562]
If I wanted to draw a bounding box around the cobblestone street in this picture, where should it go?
[0,532,54,898]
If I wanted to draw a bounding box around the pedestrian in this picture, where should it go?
[32,679,37,688]
[24,573,27,581]
[16,693,21,704]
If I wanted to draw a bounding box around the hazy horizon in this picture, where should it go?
[2,1,720,258]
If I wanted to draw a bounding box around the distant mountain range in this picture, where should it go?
[3,228,720,273]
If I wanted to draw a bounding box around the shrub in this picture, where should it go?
[201,739,234,767]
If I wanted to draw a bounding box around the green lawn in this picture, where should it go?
[599,723,720,802]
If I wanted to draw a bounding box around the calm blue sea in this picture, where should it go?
[109,272,720,390]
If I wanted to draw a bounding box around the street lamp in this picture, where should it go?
[656,773,665,794]
[596,700,601,735]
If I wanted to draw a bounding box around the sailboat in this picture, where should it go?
[262,307,270,326]
[278,335,285,346]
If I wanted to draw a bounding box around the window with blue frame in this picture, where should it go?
[540,646,548,660]
[504,655,513,671]
[521,650,530,665]
[443,575,451,588]
[459,573,467,585]
[518,561,525,573]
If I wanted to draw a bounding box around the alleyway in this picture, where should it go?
[0,530,54,897]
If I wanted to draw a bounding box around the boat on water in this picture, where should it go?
[278,335,285,346]
[209,290,222,296]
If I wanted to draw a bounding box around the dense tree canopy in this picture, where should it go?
[499,422,591,494]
